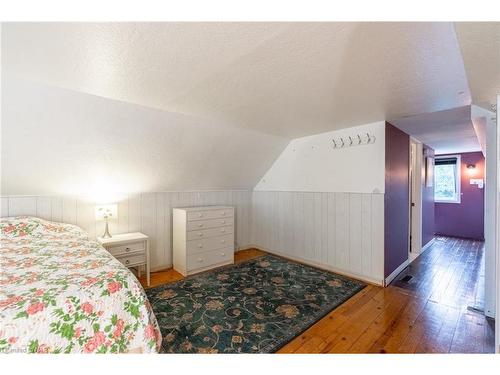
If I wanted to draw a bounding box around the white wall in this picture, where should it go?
[251,121,387,285]
[472,105,497,319]
[0,191,252,271]
[1,75,288,196]
[254,121,386,193]
[496,94,500,353]
[251,191,385,285]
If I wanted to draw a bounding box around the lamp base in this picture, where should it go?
[102,220,112,238]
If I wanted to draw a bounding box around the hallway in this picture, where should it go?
[391,236,494,353]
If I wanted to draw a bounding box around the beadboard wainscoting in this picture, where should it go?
[251,191,385,285]
[0,191,252,271]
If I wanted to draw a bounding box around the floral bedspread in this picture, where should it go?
[0,216,161,353]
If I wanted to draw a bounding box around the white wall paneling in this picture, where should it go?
[251,191,385,285]
[1,191,252,271]
[3,190,383,283]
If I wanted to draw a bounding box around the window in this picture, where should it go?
[434,155,461,203]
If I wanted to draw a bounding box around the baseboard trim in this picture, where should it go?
[409,237,435,264]
[243,244,384,286]
[384,259,409,286]
[421,237,435,253]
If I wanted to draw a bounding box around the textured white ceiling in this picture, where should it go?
[390,106,481,154]
[455,22,500,108]
[2,22,476,137]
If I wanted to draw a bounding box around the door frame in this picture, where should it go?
[409,137,423,262]
[495,95,499,353]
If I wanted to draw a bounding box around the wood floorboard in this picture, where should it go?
[139,237,494,353]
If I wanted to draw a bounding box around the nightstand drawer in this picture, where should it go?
[115,253,146,267]
[107,241,146,256]
[187,218,232,231]
[186,234,234,254]
[187,208,233,221]
[187,225,233,240]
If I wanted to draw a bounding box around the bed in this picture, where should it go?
[0,216,161,353]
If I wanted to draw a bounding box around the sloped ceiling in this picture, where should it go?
[455,22,500,108]
[2,22,474,138]
[1,76,289,195]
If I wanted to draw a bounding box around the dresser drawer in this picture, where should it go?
[187,225,233,241]
[187,208,233,221]
[106,241,146,256]
[115,253,146,267]
[187,218,232,231]
[187,233,234,254]
[187,247,233,272]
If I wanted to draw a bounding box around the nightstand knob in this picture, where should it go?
[221,229,225,233]
[198,213,203,218]
[221,252,225,256]
[197,258,203,263]
[198,243,203,248]
[221,239,226,243]
[221,212,226,216]
[125,247,131,252]
[198,232,203,237]
[125,260,130,265]
[198,223,203,227]
[221,220,225,224]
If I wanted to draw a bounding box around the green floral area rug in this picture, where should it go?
[146,255,365,353]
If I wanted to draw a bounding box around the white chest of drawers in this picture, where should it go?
[173,206,234,276]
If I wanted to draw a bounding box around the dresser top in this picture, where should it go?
[173,206,234,212]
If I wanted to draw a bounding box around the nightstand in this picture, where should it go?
[97,232,150,286]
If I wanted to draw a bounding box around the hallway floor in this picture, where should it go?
[390,236,494,353]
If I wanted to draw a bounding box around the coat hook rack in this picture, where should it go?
[331,132,376,150]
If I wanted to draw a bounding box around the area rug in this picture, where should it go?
[146,255,365,353]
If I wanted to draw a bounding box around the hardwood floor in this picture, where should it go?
[139,237,495,353]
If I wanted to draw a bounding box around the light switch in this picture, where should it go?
[470,179,484,189]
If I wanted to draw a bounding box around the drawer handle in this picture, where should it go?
[125,247,131,252]
[221,252,226,256]
[221,212,226,216]
[197,258,203,263]
[221,239,226,244]
[125,260,130,265]
[198,243,203,248]
[221,229,226,233]
[221,220,225,224]
[198,223,203,227]
[198,213,203,218]
[198,232,203,237]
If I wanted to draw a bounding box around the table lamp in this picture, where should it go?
[95,204,118,238]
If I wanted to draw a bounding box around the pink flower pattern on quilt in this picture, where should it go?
[0,216,161,353]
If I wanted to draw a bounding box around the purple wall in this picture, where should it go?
[385,123,410,278]
[422,145,435,247]
[435,152,485,240]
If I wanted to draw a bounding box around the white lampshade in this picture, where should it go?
[95,204,118,221]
